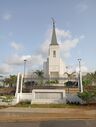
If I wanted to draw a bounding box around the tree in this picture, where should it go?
[3,77,10,87]
[78,91,96,104]
[10,75,17,87]
[34,70,44,85]
[64,72,76,81]
[34,70,44,78]
[4,75,17,87]
[82,79,91,86]
[83,71,96,86]
[64,72,76,93]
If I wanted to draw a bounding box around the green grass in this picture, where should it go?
[14,102,80,108]
[31,104,79,108]
[15,101,31,107]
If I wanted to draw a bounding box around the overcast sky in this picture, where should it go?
[0,0,96,75]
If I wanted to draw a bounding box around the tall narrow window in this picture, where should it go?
[53,50,56,57]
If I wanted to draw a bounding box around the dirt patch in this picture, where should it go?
[0,107,96,122]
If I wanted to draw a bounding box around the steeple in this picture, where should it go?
[50,18,58,45]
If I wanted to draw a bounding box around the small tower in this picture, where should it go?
[48,19,60,78]
[43,19,65,80]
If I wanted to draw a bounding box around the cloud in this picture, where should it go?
[5,54,44,67]
[30,54,44,65]
[39,28,80,58]
[0,64,13,74]
[3,13,12,21]
[39,40,50,58]
[60,38,79,52]
[76,66,88,73]
[0,53,44,74]
[56,28,71,39]
[63,52,70,58]
[5,54,31,65]
[11,41,23,51]
[2,27,82,74]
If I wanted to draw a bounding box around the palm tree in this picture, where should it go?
[64,72,76,81]
[91,71,96,85]
[4,75,17,87]
[34,70,44,86]
[83,71,96,86]
[64,72,76,93]
[34,70,44,78]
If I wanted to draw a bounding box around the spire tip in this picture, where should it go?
[51,17,55,28]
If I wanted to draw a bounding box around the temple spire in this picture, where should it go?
[52,18,55,29]
[50,18,58,45]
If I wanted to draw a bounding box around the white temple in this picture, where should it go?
[43,20,66,79]
[14,20,83,104]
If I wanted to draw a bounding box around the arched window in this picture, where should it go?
[53,50,56,57]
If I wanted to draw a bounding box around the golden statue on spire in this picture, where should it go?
[51,17,55,28]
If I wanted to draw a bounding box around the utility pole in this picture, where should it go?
[24,59,27,83]
[78,59,83,93]
[66,66,70,94]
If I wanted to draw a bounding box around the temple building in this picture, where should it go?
[43,20,66,79]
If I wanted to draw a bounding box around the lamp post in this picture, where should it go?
[24,59,27,83]
[66,66,69,94]
[31,70,33,86]
[77,58,83,93]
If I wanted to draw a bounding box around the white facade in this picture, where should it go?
[14,73,83,104]
[31,89,66,104]
[48,45,60,78]
[43,21,65,78]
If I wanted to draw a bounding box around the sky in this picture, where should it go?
[0,0,96,75]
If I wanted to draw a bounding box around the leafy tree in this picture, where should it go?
[34,70,44,78]
[64,72,76,93]
[4,75,17,87]
[83,71,96,86]
[78,91,96,104]
[82,79,91,86]
[34,70,44,85]
[64,72,76,81]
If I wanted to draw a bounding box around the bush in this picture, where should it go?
[78,91,96,104]
[46,80,59,84]
[1,95,14,104]
[16,101,31,107]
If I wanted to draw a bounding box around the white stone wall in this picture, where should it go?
[43,44,66,78]
[14,91,83,104]
[49,45,60,76]
[60,58,66,77]
[31,89,66,104]
[43,61,47,77]
[15,93,32,103]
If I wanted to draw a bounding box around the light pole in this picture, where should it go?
[77,58,83,93]
[66,66,70,94]
[24,59,27,83]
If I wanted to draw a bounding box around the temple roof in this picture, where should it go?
[50,19,58,45]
